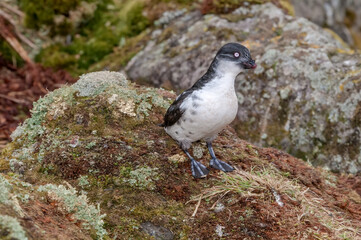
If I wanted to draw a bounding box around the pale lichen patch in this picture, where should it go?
[122,166,160,190]
[108,94,136,117]
[0,174,25,217]
[37,183,107,239]
[73,71,128,97]
[0,214,28,240]
[168,154,186,164]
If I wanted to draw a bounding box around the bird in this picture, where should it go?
[161,43,257,178]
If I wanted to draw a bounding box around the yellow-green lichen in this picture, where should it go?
[121,166,160,190]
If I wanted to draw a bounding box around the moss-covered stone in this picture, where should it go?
[1,71,361,239]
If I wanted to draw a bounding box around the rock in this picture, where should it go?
[215,224,225,237]
[141,222,174,240]
[125,3,361,174]
[214,202,225,213]
[291,0,361,49]
[1,71,361,239]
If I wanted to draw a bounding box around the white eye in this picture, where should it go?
[234,52,240,58]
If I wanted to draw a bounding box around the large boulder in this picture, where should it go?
[291,0,361,49]
[1,71,361,239]
[125,3,361,174]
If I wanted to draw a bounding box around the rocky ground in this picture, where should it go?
[291,0,361,49]
[1,71,360,239]
[125,3,361,175]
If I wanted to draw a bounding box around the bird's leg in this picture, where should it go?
[183,149,209,178]
[207,142,234,172]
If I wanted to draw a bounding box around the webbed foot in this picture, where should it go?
[191,160,209,178]
[209,158,234,172]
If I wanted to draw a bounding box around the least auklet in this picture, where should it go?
[161,43,257,178]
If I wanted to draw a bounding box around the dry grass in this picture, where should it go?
[189,166,361,239]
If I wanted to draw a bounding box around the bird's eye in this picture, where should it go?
[234,52,240,58]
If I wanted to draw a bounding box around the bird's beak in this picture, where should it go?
[242,59,257,69]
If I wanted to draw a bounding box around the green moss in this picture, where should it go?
[121,2,150,37]
[274,27,283,36]
[35,44,77,70]
[33,0,151,75]
[90,31,151,72]
[0,39,24,66]
[19,0,91,34]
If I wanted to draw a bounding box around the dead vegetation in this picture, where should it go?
[189,165,361,239]
[0,59,76,148]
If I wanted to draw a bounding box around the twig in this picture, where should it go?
[0,9,16,26]
[0,9,36,48]
[227,208,232,222]
[191,194,203,218]
[210,190,230,209]
[0,93,30,105]
[0,8,36,49]
[0,2,24,17]
[0,16,33,64]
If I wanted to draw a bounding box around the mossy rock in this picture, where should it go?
[1,71,361,239]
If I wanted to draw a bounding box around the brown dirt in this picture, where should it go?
[20,200,91,240]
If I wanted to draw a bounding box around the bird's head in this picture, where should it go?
[214,43,257,73]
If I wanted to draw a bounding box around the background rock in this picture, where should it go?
[126,3,361,174]
[291,0,361,49]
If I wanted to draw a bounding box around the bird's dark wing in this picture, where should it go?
[161,90,192,127]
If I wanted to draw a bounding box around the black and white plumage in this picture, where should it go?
[162,43,257,178]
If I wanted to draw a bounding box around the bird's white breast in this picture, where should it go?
[165,73,238,143]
